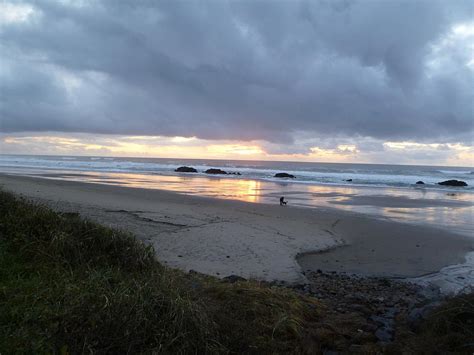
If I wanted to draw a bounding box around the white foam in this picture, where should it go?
[1,155,473,191]
[438,169,473,175]
[408,251,474,295]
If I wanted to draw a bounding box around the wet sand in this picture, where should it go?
[0,173,472,286]
[2,167,472,238]
[297,217,470,278]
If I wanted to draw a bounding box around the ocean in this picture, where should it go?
[1,154,473,189]
[1,154,473,236]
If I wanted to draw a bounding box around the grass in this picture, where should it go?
[0,189,472,353]
[393,293,474,353]
[0,190,324,353]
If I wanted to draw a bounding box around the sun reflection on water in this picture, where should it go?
[8,167,474,237]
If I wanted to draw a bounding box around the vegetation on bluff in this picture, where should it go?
[0,190,472,353]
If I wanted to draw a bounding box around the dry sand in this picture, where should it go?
[0,174,472,285]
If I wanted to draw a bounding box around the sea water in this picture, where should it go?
[1,154,473,236]
[1,154,473,190]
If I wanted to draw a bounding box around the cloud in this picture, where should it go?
[2,131,472,167]
[0,0,473,147]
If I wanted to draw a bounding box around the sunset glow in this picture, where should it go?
[1,133,472,166]
[1,2,474,352]
[0,1,472,167]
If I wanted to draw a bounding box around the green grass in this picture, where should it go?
[0,189,472,354]
[421,293,474,350]
[393,293,474,354]
[0,190,323,353]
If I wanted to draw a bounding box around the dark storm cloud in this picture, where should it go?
[0,0,473,144]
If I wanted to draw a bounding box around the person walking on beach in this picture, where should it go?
[280,196,287,206]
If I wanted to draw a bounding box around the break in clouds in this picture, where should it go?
[0,0,473,152]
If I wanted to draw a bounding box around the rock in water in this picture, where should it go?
[274,172,296,178]
[175,166,198,173]
[346,179,353,182]
[416,181,425,185]
[437,180,468,187]
[205,168,228,175]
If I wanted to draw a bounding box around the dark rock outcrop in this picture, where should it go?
[437,180,468,187]
[222,275,247,283]
[416,181,425,185]
[346,179,353,182]
[407,302,441,328]
[205,168,228,175]
[274,172,296,178]
[175,166,197,173]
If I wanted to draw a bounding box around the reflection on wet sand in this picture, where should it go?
[6,168,474,237]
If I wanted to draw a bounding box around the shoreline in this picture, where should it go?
[2,167,473,238]
[3,187,472,351]
[1,173,472,292]
[2,163,474,194]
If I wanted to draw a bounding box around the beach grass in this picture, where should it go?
[0,189,472,353]
[394,292,474,353]
[0,190,324,353]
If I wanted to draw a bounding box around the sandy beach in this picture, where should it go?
[1,173,472,287]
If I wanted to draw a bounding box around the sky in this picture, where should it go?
[0,0,473,166]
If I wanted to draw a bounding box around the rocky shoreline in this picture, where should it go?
[2,174,471,351]
[215,268,458,351]
[278,271,443,348]
[174,166,469,186]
